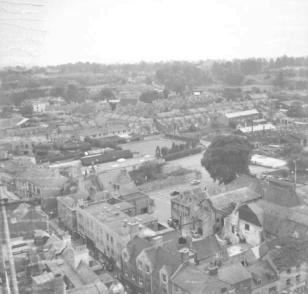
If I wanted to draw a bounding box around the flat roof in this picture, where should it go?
[225,109,259,119]
[79,201,157,236]
[91,155,156,172]
[240,123,276,133]
[251,154,287,169]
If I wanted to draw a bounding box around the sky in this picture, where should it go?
[0,0,307,66]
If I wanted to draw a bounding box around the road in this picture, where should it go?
[148,153,276,225]
[148,184,192,225]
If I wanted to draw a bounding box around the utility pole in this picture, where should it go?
[0,186,19,294]
[294,160,297,191]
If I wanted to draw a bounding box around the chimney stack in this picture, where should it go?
[208,264,218,275]
[152,236,163,248]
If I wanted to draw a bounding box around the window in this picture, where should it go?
[106,233,109,241]
[286,269,291,274]
[269,286,277,293]
[145,264,150,273]
[232,225,235,234]
[132,273,135,281]
[162,273,167,283]
[221,288,227,294]
[245,224,250,231]
[139,275,143,286]
[137,260,142,270]
[296,275,301,283]
[110,236,114,244]
[286,279,291,286]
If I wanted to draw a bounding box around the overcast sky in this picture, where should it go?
[0,0,307,66]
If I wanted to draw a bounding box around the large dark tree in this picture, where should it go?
[97,88,115,101]
[139,90,162,103]
[201,135,253,184]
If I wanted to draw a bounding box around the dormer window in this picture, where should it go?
[145,264,150,273]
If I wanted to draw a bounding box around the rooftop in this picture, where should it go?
[18,166,68,190]
[32,272,56,285]
[172,188,207,206]
[79,201,157,236]
[192,235,222,262]
[172,264,229,294]
[238,203,262,227]
[263,179,300,207]
[225,109,259,119]
[210,187,261,212]
[267,237,308,271]
[247,260,278,289]
[218,262,252,285]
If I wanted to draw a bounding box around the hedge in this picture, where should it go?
[163,147,202,161]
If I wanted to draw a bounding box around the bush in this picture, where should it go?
[164,147,202,161]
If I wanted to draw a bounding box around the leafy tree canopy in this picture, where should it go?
[139,90,162,103]
[155,62,211,94]
[201,135,253,184]
[96,88,115,101]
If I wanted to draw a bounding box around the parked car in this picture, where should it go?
[190,179,200,185]
[170,190,180,196]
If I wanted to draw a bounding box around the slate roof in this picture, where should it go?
[192,235,222,262]
[172,264,230,294]
[210,187,261,212]
[247,260,278,289]
[263,179,300,207]
[267,237,308,272]
[11,203,47,221]
[76,261,99,285]
[126,236,152,266]
[67,281,108,294]
[238,204,262,227]
[144,244,182,281]
[172,188,207,207]
[218,263,252,285]
[224,175,264,196]
[18,167,68,192]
